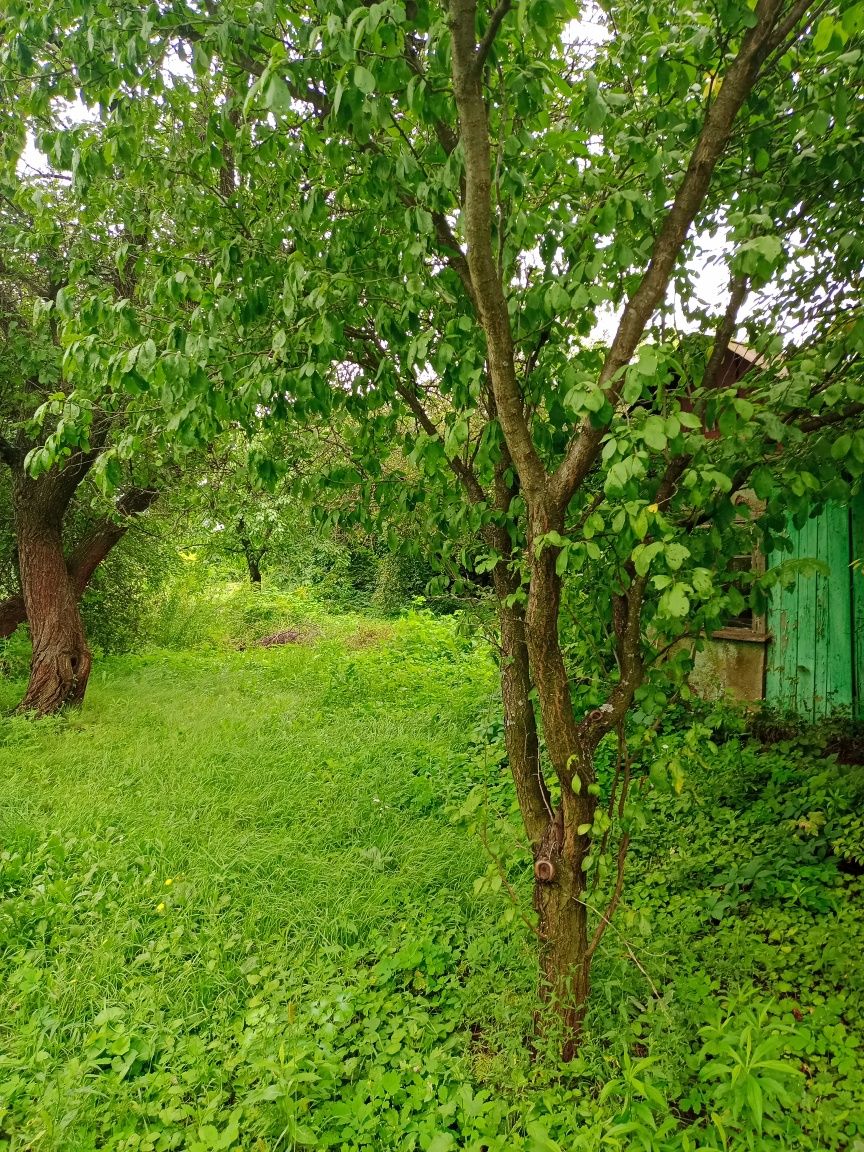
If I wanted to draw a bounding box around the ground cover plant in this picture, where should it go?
[1,604,862,1150]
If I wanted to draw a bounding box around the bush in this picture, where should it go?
[80,526,179,654]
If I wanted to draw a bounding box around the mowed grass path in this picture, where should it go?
[0,614,526,1150]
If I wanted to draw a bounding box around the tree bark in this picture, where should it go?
[493,569,551,841]
[7,450,107,713]
[13,474,91,713]
[241,540,263,584]
[487,446,551,850]
[534,835,591,1062]
[525,542,599,1055]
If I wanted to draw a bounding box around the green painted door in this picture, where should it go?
[765,501,857,719]
[852,493,864,721]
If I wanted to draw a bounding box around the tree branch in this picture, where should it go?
[475,0,513,75]
[0,487,158,639]
[701,271,749,393]
[449,0,548,502]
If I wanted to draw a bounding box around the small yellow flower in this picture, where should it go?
[164,878,173,886]
[157,902,166,913]
[647,503,659,514]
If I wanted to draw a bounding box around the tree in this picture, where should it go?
[0,41,257,709]
[7,0,863,1053]
[0,165,160,710]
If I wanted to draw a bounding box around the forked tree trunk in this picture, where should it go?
[0,488,158,641]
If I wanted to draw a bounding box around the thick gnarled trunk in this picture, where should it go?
[10,458,97,714]
[16,509,91,713]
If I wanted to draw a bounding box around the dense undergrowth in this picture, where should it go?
[1,598,863,1151]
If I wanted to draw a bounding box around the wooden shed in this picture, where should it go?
[682,340,864,719]
[693,494,864,719]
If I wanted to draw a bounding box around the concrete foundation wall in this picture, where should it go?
[691,638,766,702]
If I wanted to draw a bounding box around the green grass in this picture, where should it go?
[0,613,518,1148]
[1,607,863,1151]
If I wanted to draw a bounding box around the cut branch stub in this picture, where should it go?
[534,857,557,884]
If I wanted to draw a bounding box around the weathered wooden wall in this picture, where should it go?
[765,499,862,720]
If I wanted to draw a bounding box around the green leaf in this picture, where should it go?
[427,1135,455,1152]
[544,282,570,314]
[813,16,834,51]
[526,1123,563,1152]
[354,65,376,94]
[635,345,660,377]
[55,286,72,318]
[738,235,783,278]
[633,541,663,577]
[665,542,690,570]
[264,73,292,113]
[661,583,691,618]
[643,415,667,452]
[137,338,157,375]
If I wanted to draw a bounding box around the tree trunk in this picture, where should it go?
[496,586,594,1059]
[534,844,591,1062]
[493,576,549,849]
[11,465,93,713]
[524,533,599,1059]
[237,520,264,584]
[16,511,91,713]
[244,548,263,584]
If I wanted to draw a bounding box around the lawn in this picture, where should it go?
[1,608,863,1151]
